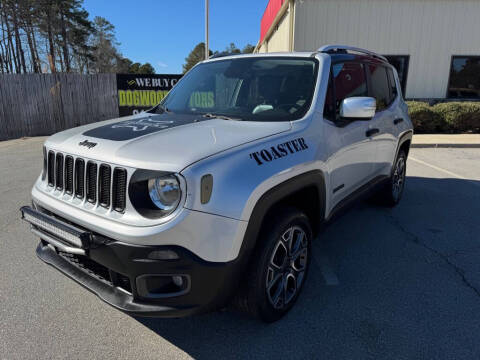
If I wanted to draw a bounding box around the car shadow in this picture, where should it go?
[132,176,480,359]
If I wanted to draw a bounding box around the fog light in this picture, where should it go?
[172,275,183,287]
[147,250,179,260]
[136,274,190,298]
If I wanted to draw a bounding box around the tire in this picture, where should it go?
[236,207,312,323]
[376,150,407,207]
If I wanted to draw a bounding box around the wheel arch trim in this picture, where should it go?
[237,170,326,262]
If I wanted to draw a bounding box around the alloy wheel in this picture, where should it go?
[266,226,308,310]
[392,156,406,201]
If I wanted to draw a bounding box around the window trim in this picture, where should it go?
[383,55,410,97]
[446,55,480,99]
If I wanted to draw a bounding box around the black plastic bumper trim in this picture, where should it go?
[36,243,199,317]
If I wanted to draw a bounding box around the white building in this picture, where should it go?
[255,0,480,99]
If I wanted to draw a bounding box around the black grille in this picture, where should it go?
[55,153,64,190]
[47,151,55,186]
[58,251,112,286]
[74,158,85,198]
[44,150,127,212]
[98,164,111,208]
[112,168,127,213]
[65,156,74,194]
[42,146,47,180]
[86,162,97,203]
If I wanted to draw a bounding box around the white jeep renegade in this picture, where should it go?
[21,45,413,322]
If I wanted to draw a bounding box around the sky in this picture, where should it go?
[82,0,268,74]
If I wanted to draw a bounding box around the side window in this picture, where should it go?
[387,68,398,100]
[368,64,391,111]
[323,62,368,120]
[333,62,368,110]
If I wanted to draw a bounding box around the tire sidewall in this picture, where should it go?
[391,150,407,204]
[254,210,312,322]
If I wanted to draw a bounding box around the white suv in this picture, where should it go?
[21,45,413,322]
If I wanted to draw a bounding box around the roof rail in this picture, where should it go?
[315,44,388,62]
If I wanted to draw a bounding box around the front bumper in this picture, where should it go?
[22,207,245,317]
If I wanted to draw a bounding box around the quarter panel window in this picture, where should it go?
[448,56,480,99]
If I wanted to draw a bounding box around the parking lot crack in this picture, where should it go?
[386,213,480,299]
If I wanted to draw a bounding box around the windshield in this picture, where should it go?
[152,57,318,121]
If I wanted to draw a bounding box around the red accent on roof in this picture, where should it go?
[260,0,285,43]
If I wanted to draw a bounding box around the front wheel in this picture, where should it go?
[237,207,312,322]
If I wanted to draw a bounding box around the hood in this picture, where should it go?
[45,112,292,172]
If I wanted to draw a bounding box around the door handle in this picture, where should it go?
[366,128,379,137]
[393,118,404,125]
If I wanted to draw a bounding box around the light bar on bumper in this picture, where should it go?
[20,206,91,249]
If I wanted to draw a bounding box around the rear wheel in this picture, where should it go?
[236,207,312,322]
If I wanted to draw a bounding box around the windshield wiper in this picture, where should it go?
[151,103,171,114]
[202,113,242,121]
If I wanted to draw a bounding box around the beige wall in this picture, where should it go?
[266,10,291,52]
[258,4,293,53]
[291,0,480,98]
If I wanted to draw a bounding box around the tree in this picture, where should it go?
[183,42,212,73]
[0,2,154,74]
[225,42,241,54]
[90,16,122,73]
[242,43,255,54]
[138,62,154,74]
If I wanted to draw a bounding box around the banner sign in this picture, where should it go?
[116,74,182,116]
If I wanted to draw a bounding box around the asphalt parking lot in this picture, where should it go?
[1,137,480,360]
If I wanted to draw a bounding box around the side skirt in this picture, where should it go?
[325,175,389,224]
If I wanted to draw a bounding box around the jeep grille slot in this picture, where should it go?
[74,158,85,198]
[43,150,128,213]
[112,168,127,213]
[98,164,111,208]
[65,156,74,194]
[86,162,97,204]
[55,153,64,190]
[47,151,55,186]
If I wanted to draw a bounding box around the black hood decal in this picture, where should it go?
[83,113,206,141]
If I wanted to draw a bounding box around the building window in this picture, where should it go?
[384,55,409,96]
[448,56,480,99]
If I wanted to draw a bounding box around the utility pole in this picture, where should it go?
[205,0,209,60]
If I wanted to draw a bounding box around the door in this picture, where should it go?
[323,62,377,208]
[366,64,399,176]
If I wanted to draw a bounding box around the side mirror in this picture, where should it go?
[339,97,376,120]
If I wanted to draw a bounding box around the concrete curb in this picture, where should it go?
[411,143,480,148]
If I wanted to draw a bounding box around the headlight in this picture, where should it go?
[129,171,185,220]
[148,176,181,212]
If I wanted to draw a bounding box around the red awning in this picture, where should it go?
[260,0,285,43]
